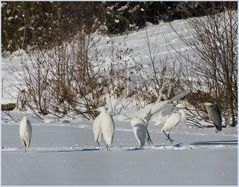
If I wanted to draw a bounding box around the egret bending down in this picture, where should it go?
[143,109,153,145]
[92,107,115,150]
[19,116,32,153]
[126,117,147,148]
[161,104,186,143]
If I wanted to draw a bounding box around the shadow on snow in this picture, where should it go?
[191,140,237,146]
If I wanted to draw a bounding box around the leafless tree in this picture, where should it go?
[170,2,237,126]
[11,28,138,119]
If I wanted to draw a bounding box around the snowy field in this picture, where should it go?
[1,111,237,185]
[1,17,238,185]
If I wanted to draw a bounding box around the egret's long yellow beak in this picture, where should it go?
[201,102,211,106]
[107,111,113,116]
[176,103,188,109]
[90,108,98,112]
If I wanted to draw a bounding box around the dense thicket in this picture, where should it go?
[2,1,237,54]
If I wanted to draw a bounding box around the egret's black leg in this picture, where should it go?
[106,144,109,151]
[163,130,174,143]
[168,132,174,144]
[163,130,169,140]
[146,129,153,145]
[23,140,27,153]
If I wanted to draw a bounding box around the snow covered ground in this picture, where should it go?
[1,111,238,185]
[1,17,238,185]
[1,19,191,105]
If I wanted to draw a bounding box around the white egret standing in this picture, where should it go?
[126,117,147,148]
[92,107,115,150]
[92,114,102,146]
[128,90,189,144]
[161,104,187,143]
[19,116,32,153]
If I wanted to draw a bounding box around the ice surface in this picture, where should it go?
[1,117,237,185]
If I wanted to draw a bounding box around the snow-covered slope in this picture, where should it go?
[1,19,191,105]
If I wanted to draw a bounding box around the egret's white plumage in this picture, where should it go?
[152,101,174,126]
[127,117,147,148]
[93,114,102,146]
[92,107,115,150]
[127,91,189,145]
[19,116,32,152]
[161,105,186,143]
[131,91,189,126]
[129,100,174,144]
[161,110,186,131]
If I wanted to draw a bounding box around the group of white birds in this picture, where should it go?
[91,96,188,150]
[19,90,193,152]
[19,88,222,152]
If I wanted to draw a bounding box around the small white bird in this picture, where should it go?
[92,107,115,150]
[126,117,147,148]
[19,116,32,153]
[161,104,186,143]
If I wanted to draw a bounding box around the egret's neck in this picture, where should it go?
[99,110,108,117]
[22,117,27,122]
[179,110,186,123]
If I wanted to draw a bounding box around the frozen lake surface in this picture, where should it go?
[2,117,237,185]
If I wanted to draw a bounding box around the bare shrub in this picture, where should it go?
[129,28,185,109]
[170,3,237,126]
[10,29,139,118]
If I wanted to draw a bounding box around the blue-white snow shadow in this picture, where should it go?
[55,147,101,152]
[1,146,101,153]
[152,143,183,148]
[126,147,143,151]
[191,140,237,146]
[125,143,184,151]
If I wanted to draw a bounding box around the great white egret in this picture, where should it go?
[161,103,187,143]
[92,107,115,150]
[19,116,32,153]
[128,91,189,144]
[92,113,102,146]
[125,117,147,148]
[131,90,189,125]
[203,102,222,132]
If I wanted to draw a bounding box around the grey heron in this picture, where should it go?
[203,102,222,132]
